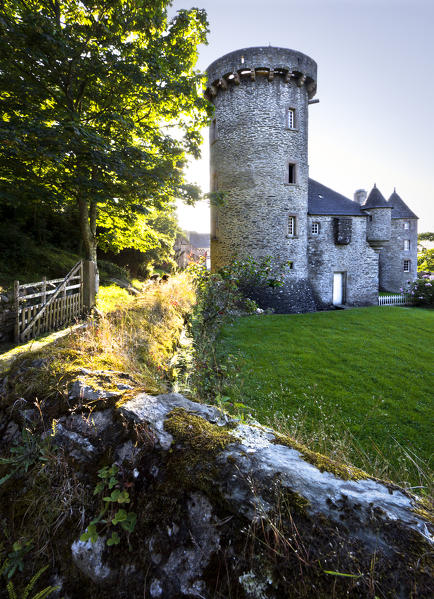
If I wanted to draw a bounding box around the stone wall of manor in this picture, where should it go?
[208,47,316,285]
[379,219,418,292]
[307,215,379,306]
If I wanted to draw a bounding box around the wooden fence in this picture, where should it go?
[378,293,409,306]
[14,261,83,343]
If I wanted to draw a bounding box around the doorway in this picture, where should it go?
[333,272,346,305]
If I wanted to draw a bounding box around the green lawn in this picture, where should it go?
[218,307,434,489]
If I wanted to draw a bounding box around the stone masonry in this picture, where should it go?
[206,46,418,311]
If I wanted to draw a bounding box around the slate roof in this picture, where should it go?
[362,185,389,209]
[308,179,364,216]
[188,231,210,248]
[387,191,418,219]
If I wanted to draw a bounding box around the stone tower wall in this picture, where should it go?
[365,208,392,244]
[206,47,317,283]
[379,218,418,292]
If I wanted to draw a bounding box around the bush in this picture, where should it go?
[405,274,434,306]
[187,257,289,400]
[98,260,130,283]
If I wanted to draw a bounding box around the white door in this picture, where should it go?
[333,272,343,305]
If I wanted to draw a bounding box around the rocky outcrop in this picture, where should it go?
[0,377,432,598]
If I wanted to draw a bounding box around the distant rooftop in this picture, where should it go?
[187,231,210,248]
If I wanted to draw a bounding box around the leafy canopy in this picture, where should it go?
[0,0,211,260]
[418,232,434,272]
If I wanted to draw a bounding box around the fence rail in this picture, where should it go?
[378,293,409,306]
[14,261,83,343]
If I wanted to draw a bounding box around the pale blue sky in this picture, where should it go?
[171,0,434,232]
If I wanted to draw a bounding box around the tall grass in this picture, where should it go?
[3,274,196,401]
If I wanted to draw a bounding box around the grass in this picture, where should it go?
[218,306,434,490]
[1,274,195,403]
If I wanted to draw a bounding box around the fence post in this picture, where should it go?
[82,260,97,312]
[13,280,19,343]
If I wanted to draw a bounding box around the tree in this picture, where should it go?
[0,0,211,262]
[418,232,434,243]
[417,232,434,272]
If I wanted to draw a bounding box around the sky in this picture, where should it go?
[170,0,434,233]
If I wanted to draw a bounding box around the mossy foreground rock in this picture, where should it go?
[0,387,432,598]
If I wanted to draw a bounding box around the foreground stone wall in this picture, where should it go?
[0,364,432,598]
[308,215,379,306]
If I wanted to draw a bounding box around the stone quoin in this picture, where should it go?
[206,46,418,312]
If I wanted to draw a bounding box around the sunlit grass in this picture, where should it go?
[218,307,434,491]
[2,274,196,401]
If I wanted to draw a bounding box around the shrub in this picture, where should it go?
[404,274,434,306]
[188,257,289,400]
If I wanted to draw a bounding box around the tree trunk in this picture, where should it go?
[78,196,97,262]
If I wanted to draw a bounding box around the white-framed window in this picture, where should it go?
[311,222,320,235]
[288,162,296,184]
[404,221,410,230]
[288,215,296,236]
[404,239,410,251]
[403,259,411,272]
[287,108,296,130]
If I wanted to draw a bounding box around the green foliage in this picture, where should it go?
[2,564,59,599]
[418,232,434,242]
[0,429,53,487]
[188,257,289,400]
[1,541,33,580]
[217,307,434,490]
[417,248,434,273]
[0,0,211,261]
[219,256,289,292]
[405,275,434,306]
[80,464,137,547]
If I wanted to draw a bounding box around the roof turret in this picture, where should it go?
[362,184,390,209]
[387,190,418,219]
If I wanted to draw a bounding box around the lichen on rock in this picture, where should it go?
[0,381,432,598]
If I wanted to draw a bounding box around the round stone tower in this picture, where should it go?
[206,46,317,292]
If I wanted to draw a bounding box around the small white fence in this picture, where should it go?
[378,293,409,306]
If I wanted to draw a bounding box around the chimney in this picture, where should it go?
[354,189,367,205]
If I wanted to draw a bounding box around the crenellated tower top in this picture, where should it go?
[205,46,317,101]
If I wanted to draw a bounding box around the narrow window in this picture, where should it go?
[288,163,296,184]
[288,215,296,236]
[287,108,296,130]
[288,261,294,270]
[404,221,410,230]
[211,172,218,192]
[403,259,410,272]
[211,207,219,240]
[404,239,410,251]
[210,119,217,144]
[311,222,320,235]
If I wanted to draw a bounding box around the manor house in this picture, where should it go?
[205,46,418,312]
